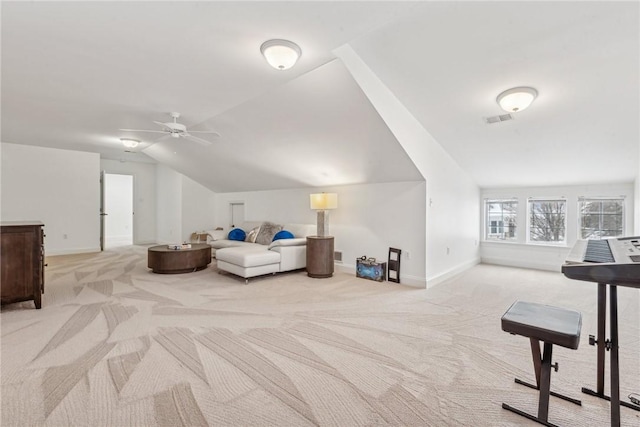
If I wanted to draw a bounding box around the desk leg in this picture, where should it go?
[609,285,620,427]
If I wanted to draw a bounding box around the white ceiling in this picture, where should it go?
[2,1,638,191]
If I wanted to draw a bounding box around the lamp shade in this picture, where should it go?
[496,87,538,113]
[310,193,337,210]
[260,39,301,70]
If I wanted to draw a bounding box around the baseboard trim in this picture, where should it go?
[481,256,561,272]
[335,263,426,288]
[427,257,481,289]
[46,247,101,256]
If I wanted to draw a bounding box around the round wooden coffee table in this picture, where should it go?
[147,243,212,274]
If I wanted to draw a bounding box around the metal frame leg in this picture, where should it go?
[610,285,620,427]
[503,341,580,427]
[581,283,607,398]
[538,342,553,421]
[597,283,607,394]
[514,339,582,406]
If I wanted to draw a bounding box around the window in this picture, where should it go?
[485,199,517,240]
[579,198,624,239]
[528,198,566,243]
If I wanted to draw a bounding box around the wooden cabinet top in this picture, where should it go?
[1,221,44,227]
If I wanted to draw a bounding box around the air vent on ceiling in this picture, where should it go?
[484,113,514,124]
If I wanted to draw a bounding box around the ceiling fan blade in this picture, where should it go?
[184,134,213,146]
[188,130,221,137]
[119,128,167,134]
[153,121,174,131]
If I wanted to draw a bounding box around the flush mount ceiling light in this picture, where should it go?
[496,87,538,113]
[260,39,301,70]
[120,138,140,148]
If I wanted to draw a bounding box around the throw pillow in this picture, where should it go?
[228,228,246,241]
[255,221,283,245]
[272,230,294,241]
[245,226,260,243]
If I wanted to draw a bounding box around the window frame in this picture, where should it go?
[578,196,625,240]
[526,197,568,245]
[484,198,518,242]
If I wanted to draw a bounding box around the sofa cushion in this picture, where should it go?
[210,239,255,250]
[255,221,283,245]
[204,229,227,241]
[228,228,246,241]
[268,237,307,249]
[216,246,281,268]
[273,230,294,241]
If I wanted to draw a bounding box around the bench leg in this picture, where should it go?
[505,341,582,426]
[503,343,556,426]
[530,338,542,387]
[538,342,553,421]
[514,339,582,407]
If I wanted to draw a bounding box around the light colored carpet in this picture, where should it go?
[1,245,638,426]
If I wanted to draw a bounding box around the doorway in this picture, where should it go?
[230,202,245,228]
[101,173,134,249]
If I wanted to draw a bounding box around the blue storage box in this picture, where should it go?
[356,257,386,282]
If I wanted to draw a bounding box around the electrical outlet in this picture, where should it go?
[405,251,411,260]
[446,247,450,255]
[63,234,68,240]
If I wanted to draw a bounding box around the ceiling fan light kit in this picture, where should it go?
[497,86,538,113]
[260,39,301,70]
[120,138,140,148]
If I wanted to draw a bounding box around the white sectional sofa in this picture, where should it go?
[204,221,315,283]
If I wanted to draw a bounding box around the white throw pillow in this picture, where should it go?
[245,226,261,243]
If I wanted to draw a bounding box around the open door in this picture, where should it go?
[100,171,106,251]
[230,202,245,228]
[100,172,134,250]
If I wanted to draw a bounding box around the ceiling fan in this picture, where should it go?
[120,112,220,146]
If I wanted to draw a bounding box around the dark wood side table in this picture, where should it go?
[306,236,334,278]
[148,243,212,274]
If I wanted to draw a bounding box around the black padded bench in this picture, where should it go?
[501,300,582,427]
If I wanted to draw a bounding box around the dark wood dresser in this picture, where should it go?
[1,221,45,309]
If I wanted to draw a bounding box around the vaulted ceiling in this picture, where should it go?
[2,2,638,191]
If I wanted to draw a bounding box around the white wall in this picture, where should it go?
[1,143,100,255]
[481,182,635,271]
[636,147,640,234]
[181,175,217,240]
[155,165,182,244]
[214,181,427,286]
[101,159,157,244]
[334,45,481,287]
